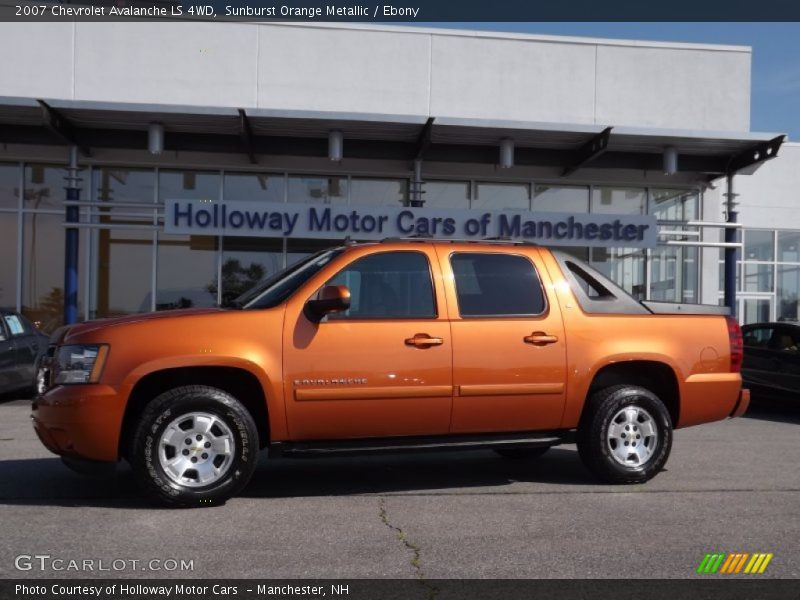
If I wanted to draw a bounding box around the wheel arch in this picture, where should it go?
[119,366,270,459]
[582,360,680,427]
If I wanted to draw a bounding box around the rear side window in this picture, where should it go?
[3,314,26,336]
[450,253,545,317]
[772,327,800,353]
[326,251,436,319]
[743,327,773,348]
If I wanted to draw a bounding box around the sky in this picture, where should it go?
[422,23,800,140]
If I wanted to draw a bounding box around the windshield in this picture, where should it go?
[233,247,345,310]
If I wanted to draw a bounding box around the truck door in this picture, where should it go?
[282,247,454,440]
[440,248,567,433]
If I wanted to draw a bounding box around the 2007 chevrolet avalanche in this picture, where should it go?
[32,241,749,506]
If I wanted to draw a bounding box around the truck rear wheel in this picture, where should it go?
[577,385,672,484]
[131,385,259,507]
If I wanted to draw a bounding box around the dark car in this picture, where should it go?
[741,322,800,402]
[0,309,48,398]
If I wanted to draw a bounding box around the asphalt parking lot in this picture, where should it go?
[0,398,798,580]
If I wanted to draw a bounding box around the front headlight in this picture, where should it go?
[54,344,109,385]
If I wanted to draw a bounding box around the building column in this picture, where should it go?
[723,172,738,318]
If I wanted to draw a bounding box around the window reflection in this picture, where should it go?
[223,173,285,203]
[778,231,800,263]
[591,187,645,215]
[93,168,155,224]
[157,234,218,310]
[778,265,800,321]
[25,164,82,210]
[0,163,19,209]
[0,212,17,308]
[92,229,153,318]
[22,213,86,332]
[219,237,284,306]
[288,176,347,205]
[473,183,530,211]
[350,178,409,207]
[159,170,219,202]
[424,181,469,209]
[743,263,774,293]
[744,230,774,262]
[743,298,771,325]
[650,189,698,221]
[651,246,698,302]
[533,185,589,213]
[591,247,645,299]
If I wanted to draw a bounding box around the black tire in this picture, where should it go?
[494,447,550,460]
[577,384,672,484]
[130,385,259,507]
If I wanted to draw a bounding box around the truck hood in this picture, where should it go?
[50,308,225,344]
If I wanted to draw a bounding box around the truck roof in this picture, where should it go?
[345,237,540,249]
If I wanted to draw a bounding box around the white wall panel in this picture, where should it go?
[595,45,750,131]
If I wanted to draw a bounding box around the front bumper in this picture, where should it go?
[32,384,126,462]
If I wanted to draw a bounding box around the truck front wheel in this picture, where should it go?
[577,385,672,484]
[131,385,259,507]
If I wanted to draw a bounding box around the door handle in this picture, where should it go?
[405,334,444,348]
[524,332,559,346]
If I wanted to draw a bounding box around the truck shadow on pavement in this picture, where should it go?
[0,448,597,508]
[743,402,800,425]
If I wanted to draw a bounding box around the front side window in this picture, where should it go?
[450,253,545,317]
[325,252,435,319]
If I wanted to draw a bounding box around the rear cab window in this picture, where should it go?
[449,252,546,318]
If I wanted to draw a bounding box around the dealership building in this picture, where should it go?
[0,19,799,332]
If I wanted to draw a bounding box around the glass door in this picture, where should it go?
[739,295,773,325]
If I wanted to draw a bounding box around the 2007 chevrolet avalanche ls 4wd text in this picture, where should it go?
[32,240,749,506]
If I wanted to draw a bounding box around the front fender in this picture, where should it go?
[120,354,287,440]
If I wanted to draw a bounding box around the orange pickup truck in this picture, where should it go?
[32,240,749,507]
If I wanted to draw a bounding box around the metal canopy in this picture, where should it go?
[0,97,786,177]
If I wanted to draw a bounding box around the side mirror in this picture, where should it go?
[305,285,351,322]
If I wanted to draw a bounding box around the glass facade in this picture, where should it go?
[92,229,153,318]
[0,161,715,330]
[473,182,530,211]
[648,189,700,303]
[717,228,800,324]
[424,181,470,209]
[533,185,589,213]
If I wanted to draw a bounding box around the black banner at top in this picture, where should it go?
[4,0,800,22]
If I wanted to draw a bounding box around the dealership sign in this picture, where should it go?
[164,200,657,248]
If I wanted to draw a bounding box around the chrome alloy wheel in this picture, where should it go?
[606,406,658,467]
[158,412,236,488]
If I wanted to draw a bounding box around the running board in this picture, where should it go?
[270,430,574,458]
